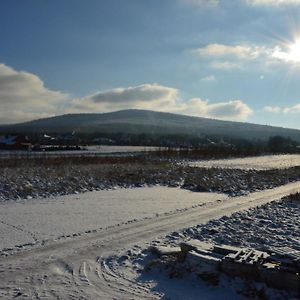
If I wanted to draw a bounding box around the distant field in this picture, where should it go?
[189,154,300,170]
[86,145,160,153]
[0,145,160,159]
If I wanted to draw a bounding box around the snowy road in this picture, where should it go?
[1,182,300,299]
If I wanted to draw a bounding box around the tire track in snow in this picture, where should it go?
[1,181,300,299]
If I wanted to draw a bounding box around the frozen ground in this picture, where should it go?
[3,157,300,201]
[86,145,160,153]
[98,251,251,300]
[0,187,228,254]
[189,154,300,170]
[0,145,160,159]
[1,182,300,299]
[179,195,300,251]
[105,193,300,300]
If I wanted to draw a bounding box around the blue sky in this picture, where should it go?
[1,0,300,128]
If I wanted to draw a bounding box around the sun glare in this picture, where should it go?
[287,38,300,62]
[272,37,300,63]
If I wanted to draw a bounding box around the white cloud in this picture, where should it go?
[179,99,253,121]
[210,61,242,70]
[201,75,216,81]
[0,63,69,124]
[193,42,300,69]
[179,0,219,7]
[247,0,300,6]
[272,43,300,64]
[264,106,282,113]
[70,84,179,113]
[70,84,252,121]
[86,84,178,104]
[182,0,300,7]
[194,43,264,59]
[283,104,300,113]
[0,64,253,124]
[193,43,268,70]
[264,104,300,114]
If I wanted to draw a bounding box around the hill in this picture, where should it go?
[1,109,300,142]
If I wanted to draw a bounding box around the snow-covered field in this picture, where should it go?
[1,182,300,299]
[3,156,300,202]
[180,196,300,250]
[2,155,300,299]
[103,193,300,300]
[189,154,300,170]
[0,187,227,254]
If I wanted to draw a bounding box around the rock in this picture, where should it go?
[149,245,182,257]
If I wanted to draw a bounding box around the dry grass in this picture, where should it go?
[286,192,300,201]
[2,155,300,201]
[0,155,165,169]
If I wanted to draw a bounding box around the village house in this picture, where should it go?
[0,135,32,150]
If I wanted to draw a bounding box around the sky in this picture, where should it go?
[1,0,300,128]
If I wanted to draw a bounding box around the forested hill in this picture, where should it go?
[2,109,300,142]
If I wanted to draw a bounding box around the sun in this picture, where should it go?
[272,37,300,64]
[287,39,300,63]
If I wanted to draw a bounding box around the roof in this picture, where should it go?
[0,135,17,145]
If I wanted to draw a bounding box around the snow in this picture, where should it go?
[189,154,300,170]
[104,195,300,300]
[0,222,35,250]
[99,248,251,300]
[1,180,300,298]
[0,145,161,159]
[179,195,300,251]
[0,187,227,253]
[85,145,160,153]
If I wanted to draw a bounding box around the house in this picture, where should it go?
[0,135,32,150]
